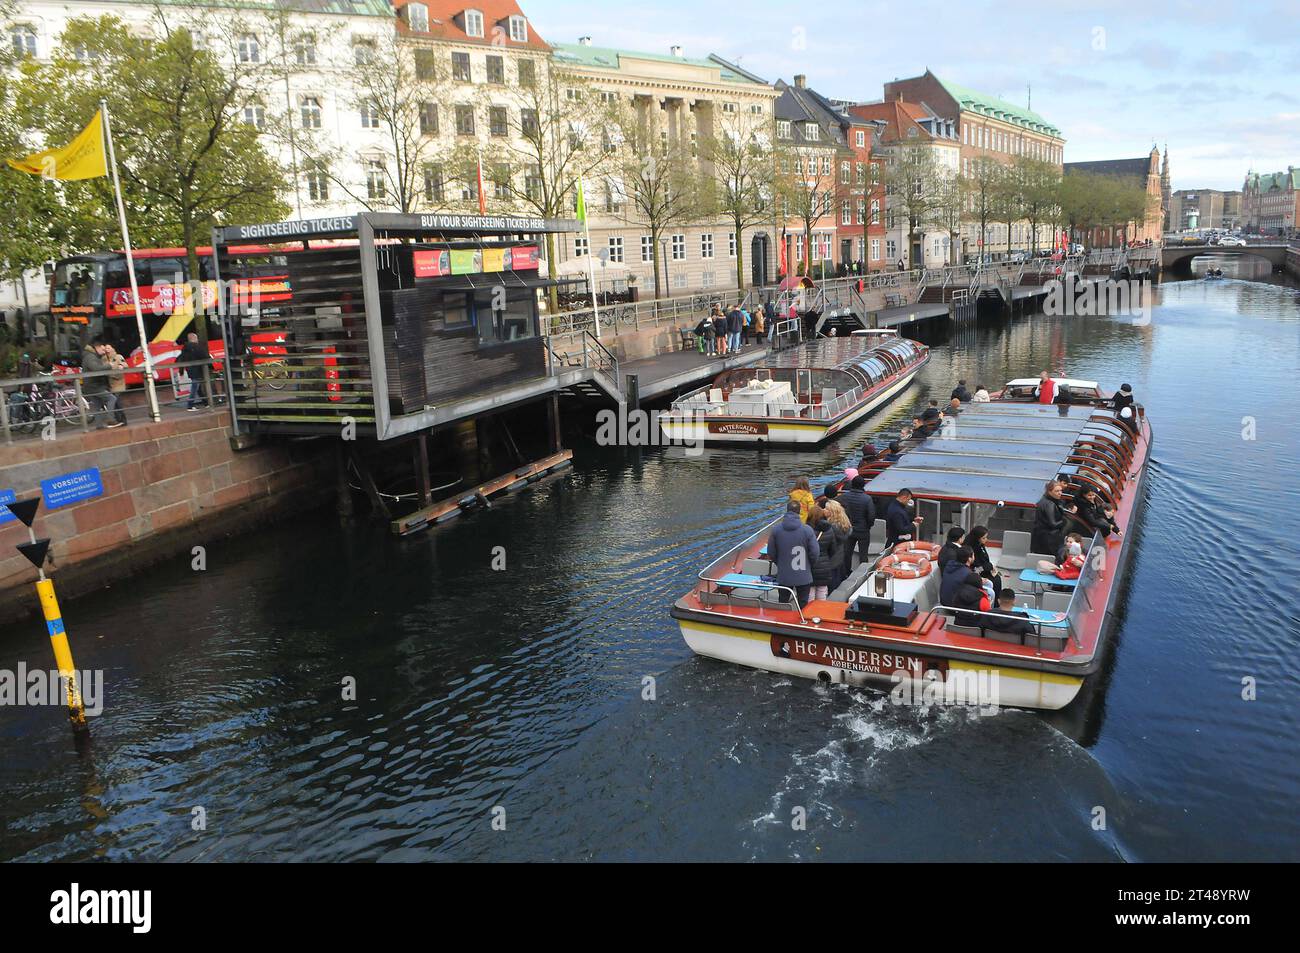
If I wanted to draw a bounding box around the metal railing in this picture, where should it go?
[546,289,743,340]
[544,329,622,394]
[1,358,222,445]
[696,517,808,623]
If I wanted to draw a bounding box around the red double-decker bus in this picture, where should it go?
[48,245,293,382]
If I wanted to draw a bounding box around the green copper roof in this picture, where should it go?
[111,0,393,16]
[939,77,1061,137]
[1245,169,1300,191]
[552,42,764,85]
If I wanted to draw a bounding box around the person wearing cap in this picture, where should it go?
[951,380,971,402]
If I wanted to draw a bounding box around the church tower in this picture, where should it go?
[1161,145,1172,233]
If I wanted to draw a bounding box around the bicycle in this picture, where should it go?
[6,373,88,432]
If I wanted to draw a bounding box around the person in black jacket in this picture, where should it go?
[839,475,876,573]
[937,526,965,568]
[950,380,972,402]
[920,399,941,428]
[177,332,209,411]
[985,589,1034,638]
[768,501,819,607]
[809,517,843,601]
[1072,487,1121,538]
[1031,480,1074,556]
[884,488,922,549]
[712,311,728,355]
[966,525,1003,594]
[939,547,986,625]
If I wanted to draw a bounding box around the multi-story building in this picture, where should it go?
[1168,188,1243,232]
[848,97,959,268]
[773,75,851,277]
[1063,147,1166,246]
[882,71,1064,259]
[547,39,779,297]
[6,0,405,219]
[1242,168,1299,236]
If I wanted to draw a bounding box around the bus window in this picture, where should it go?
[51,260,103,307]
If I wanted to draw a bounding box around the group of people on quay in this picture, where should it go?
[692,297,801,356]
[765,373,1138,609]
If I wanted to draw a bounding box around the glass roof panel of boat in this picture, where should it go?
[865,403,1115,505]
[759,337,923,372]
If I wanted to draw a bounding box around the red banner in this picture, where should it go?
[511,246,540,271]
[413,249,450,278]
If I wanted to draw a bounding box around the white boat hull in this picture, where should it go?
[659,365,922,446]
[678,618,1084,710]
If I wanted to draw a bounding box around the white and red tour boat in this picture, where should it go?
[669,398,1151,709]
[658,336,929,446]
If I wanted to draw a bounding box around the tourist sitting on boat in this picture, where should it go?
[943,397,962,417]
[941,547,989,625]
[1039,534,1086,579]
[840,475,877,572]
[972,384,991,403]
[1032,479,1074,555]
[768,501,819,608]
[1036,371,1056,404]
[885,488,923,548]
[788,477,815,523]
[937,526,966,569]
[881,441,904,463]
[951,379,972,402]
[920,399,942,427]
[1071,486,1121,538]
[985,589,1035,638]
[967,525,1004,595]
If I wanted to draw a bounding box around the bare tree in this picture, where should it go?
[701,108,776,291]
[779,142,838,277]
[883,143,946,267]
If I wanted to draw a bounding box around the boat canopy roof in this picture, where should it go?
[1006,377,1099,389]
[865,402,1135,506]
[752,337,926,390]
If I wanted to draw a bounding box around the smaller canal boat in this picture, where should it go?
[659,337,929,446]
[670,399,1152,710]
[995,377,1108,405]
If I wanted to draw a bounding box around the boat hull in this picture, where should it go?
[658,361,923,446]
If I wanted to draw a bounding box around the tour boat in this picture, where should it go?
[994,377,1107,405]
[658,337,929,446]
[669,400,1152,710]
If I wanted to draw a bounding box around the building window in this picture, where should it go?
[455,105,475,136]
[841,202,852,225]
[856,162,866,185]
[856,130,865,148]
[486,55,504,84]
[489,106,508,137]
[294,36,317,66]
[452,51,471,82]
[749,104,763,115]
[608,237,624,263]
[238,33,260,63]
[672,273,688,290]
[856,200,865,225]
[406,2,429,32]
[525,165,542,200]
[641,236,654,262]
[493,167,510,200]
[10,25,37,57]
[805,123,819,141]
[671,234,685,260]
[464,9,484,37]
[300,96,322,129]
[700,233,714,259]
[886,239,897,260]
[728,233,737,257]
[603,180,620,213]
[423,165,443,203]
[722,102,737,114]
[243,106,266,131]
[361,103,380,129]
[518,59,536,87]
[509,15,527,42]
[301,167,327,203]
[353,41,374,66]
[822,157,832,176]
[870,199,880,225]
[420,102,438,136]
[366,160,386,200]
[869,239,879,261]
[414,49,437,81]
[575,236,589,257]
[700,270,715,288]
[777,120,791,139]
[520,108,538,137]
[460,176,478,203]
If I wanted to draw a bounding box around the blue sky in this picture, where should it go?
[528,0,1300,191]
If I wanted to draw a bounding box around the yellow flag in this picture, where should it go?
[7,110,108,181]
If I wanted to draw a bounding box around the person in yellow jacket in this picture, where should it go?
[788,477,815,524]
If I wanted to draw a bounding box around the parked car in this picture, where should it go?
[1218,236,1247,246]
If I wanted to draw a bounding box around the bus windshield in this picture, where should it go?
[51,260,104,308]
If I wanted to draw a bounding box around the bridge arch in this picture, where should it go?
[1160,244,1286,274]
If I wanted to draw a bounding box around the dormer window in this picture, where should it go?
[508,15,527,42]
[464,9,484,38]
[406,3,428,32]
[777,120,791,139]
[803,122,818,141]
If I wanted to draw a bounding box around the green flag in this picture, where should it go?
[575,177,587,224]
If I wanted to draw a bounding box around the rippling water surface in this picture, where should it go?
[2,262,1298,861]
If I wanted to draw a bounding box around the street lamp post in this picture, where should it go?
[3,497,88,738]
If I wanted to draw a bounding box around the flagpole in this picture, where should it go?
[579,177,600,338]
[100,99,161,423]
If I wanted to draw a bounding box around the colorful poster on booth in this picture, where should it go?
[413,249,450,278]
[450,250,481,275]
[511,246,540,271]
[481,248,506,272]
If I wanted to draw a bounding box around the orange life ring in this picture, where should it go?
[875,553,933,579]
[892,540,941,558]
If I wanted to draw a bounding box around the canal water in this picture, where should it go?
[2,258,1297,861]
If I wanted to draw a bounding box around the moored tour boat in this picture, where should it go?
[658,336,929,446]
[669,399,1152,710]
